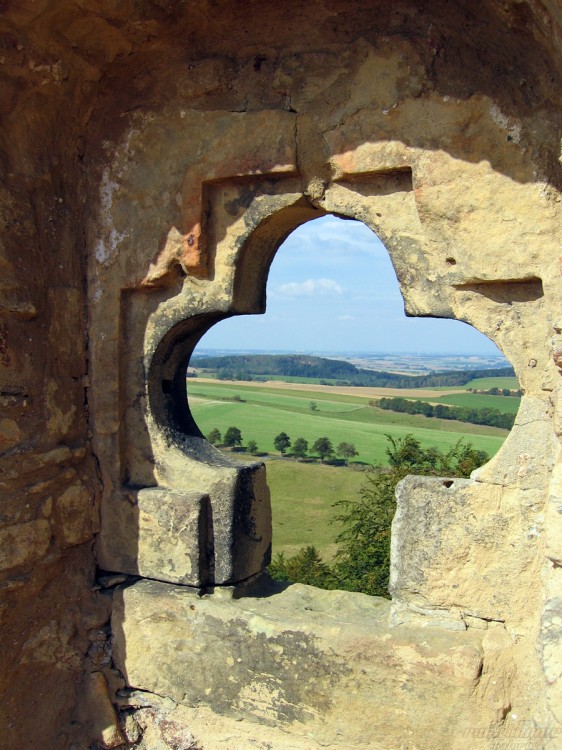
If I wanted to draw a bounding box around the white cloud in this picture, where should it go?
[278,278,344,297]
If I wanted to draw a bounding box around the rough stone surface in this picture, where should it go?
[1,1,562,747]
[98,487,211,586]
[113,578,498,749]
[83,671,126,749]
[390,475,545,624]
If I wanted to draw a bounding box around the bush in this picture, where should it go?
[247,439,258,455]
[274,432,291,455]
[207,428,221,445]
[269,546,340,589]
[292,437,308,459]
[312,436,333,463]
[223,426,242,447]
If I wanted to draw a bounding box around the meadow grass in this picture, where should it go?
[189,378,515,558]
[188,381,508,465]
[430,393,521,413]
[188,380,369,405]
[266,460,366,559]
[463,376,519,390]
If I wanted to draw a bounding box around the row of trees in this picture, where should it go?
[206,427,358,464]
[468,386,521,396]
[377,396,515,430]
[269,435,489,597]
[273,432,358,463]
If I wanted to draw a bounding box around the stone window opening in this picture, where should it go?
[100,175,549,749]
[97,178,533,605]
[178,213,518,597]
[109,195,539,748]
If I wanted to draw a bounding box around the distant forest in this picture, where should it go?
[191,354,515,388]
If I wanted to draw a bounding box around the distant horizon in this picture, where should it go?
[193,348,509,359]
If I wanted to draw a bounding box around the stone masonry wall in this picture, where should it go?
[1,2,562,748]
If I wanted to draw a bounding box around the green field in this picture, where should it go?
[188,378,515,558]
[266,460,365,559]
[430,393,521,413]
[188,380,509,466]
[463,376,519,390]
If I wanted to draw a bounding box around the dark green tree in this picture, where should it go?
[312,436,333,463]
[309,401,319,412]
[292,437,309,460]
[207,428,221,445]
[269,546,340,589]
[336,441,358,464]
[223,426,242,448]
[247,439,258,455]
[274,432,291,455]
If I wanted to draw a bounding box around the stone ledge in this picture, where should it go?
[112,578,490,749]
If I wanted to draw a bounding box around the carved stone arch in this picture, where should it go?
[84,39,562,745]
[98,154,544,595]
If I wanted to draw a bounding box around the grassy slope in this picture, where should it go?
[266,460,365,559]
[463,376,519,390]
[189,381,369,405]
[188,378,516,559]
[188,382,508,465]
[431,393,521,413]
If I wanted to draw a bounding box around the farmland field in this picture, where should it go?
[462,376,519,390]
[265,460,365,560]
[187,377,517,557]
[429,393,521,413]
[187,379,511,465]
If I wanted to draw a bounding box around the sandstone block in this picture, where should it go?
[97,487,210,586]
[113,578,487,749]
[390,475,543,624]
[143,435,272,585]
[56,482,97,547]
[0,519,51,572]
[0,417,21,451]
[84,671,126,749]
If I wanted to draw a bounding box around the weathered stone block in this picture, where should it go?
[146,436,273,585]
[0,519,51,572]
[56,482,97,547]
[206,459,272,584]
[97,487,210,586]
[0,417,21,451]
[113,578,490,749]
[83,671,126,749]
[390,475,544,624]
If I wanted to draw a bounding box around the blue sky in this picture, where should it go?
[197,216,502,355]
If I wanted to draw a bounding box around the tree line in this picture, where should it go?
[377,396,515,430]
[192,353,515,389]
[206,427,358,464]
[469,386,522,397]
